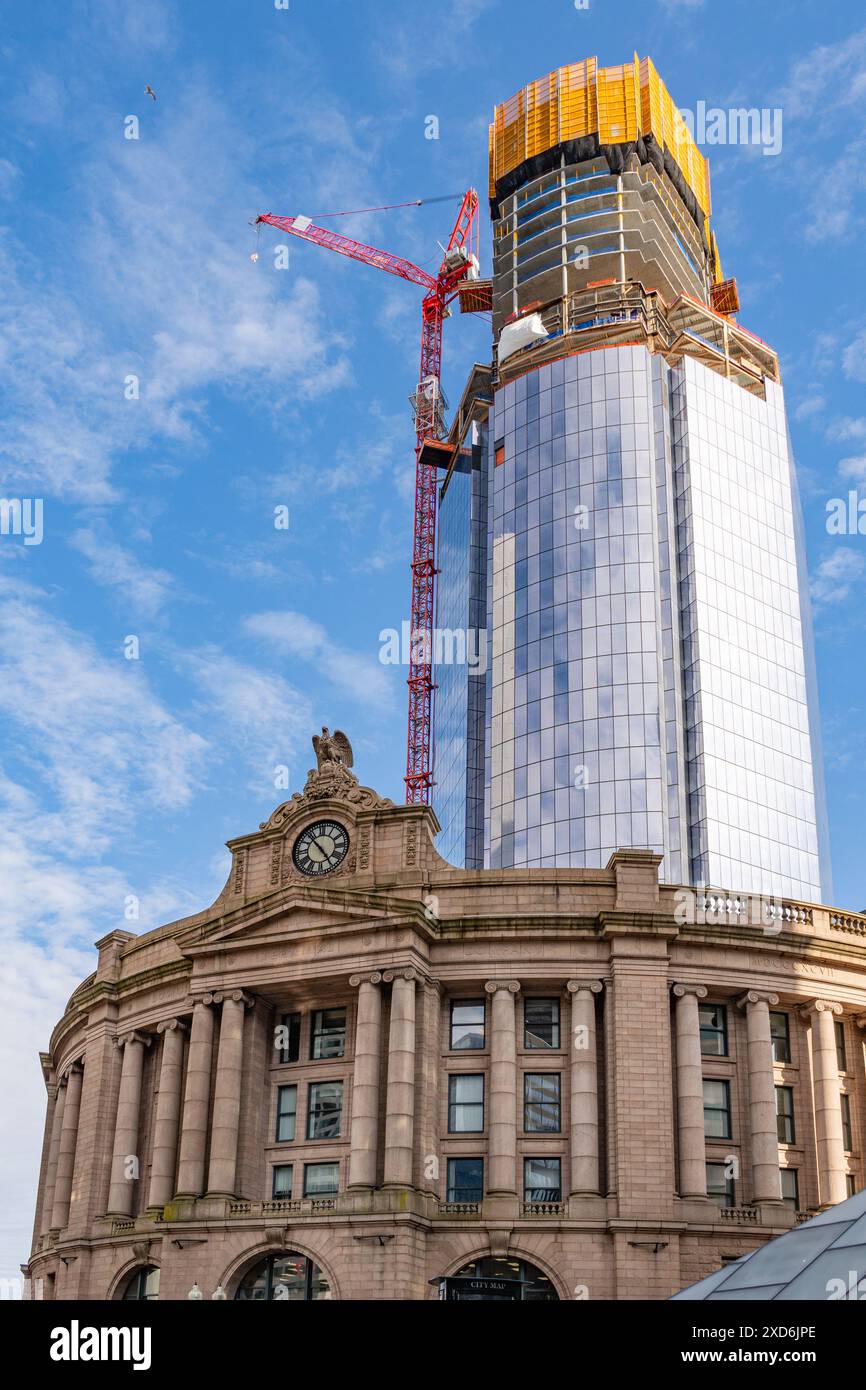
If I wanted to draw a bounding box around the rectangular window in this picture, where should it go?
[706,1161,734,1208]
[699,1003,728,1057]
[446,1157,483,1204]
[703,1078,731,1140]
[524,998,560,1049]
[769,1011,791,1064]
[494,439,505,467]
[307,1081,343,1140]
[836,1020,848,1072]
[310,1008,346,1060]
[776,1086,795,1144]
[524,1157,562,1203]
[277,1012,301,1064]
[450,999,485,1050]
[448,1074,484,1132]
[275,1085,297,1142]
[780,1168,799,1210]
[271,1164,293,1199]
[524,1073,561,1132]
[303,1162,339,1197]
[841,1094,853,1152]
[847,1175,859,1198]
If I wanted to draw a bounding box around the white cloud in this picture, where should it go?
[244,610,394,710]
[839,455,866,485]
[793,390,826,422]
[842,329,866,383]
[811,549,866,607]
[70,526,176,621]
[780,28,866,121]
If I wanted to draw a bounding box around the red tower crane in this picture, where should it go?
[256,191,487,804]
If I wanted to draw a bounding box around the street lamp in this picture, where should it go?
[187,1282,203,1300]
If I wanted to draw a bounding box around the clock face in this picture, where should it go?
[292,820,349,877]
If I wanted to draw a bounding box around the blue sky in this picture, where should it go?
[1,0,864,1286]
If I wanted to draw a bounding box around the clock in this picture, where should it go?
[292,820,349,877]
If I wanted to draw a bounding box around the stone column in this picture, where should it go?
[801,999,847,1207]
[672,984,708,1198]
[737,990,782,1203]
[41,1076,67,1237]
[175,997,216,1198]
[107,1031,151,1216]
[382,969,417,1188]
[348,973,383,1189]
[566,980,604,1194]
[206,991,251,1198]
[147,1019,188,1210]
[485,980,520,1196]
[50,1062,83,1231]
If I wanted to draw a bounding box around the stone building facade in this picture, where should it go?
[24,753,866,1301]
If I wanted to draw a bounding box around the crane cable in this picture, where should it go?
[311,193,463,219]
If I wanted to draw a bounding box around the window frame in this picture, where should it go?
[275,1084,298,1143]
[303,1161,339,1197]
[705,1161,735,1208]
[523,1156,562,1204]
[769,1011,791,1064]
[775,1085,795,1144]
[523,1071,562,1133]
[703,1077,732,1140]
[835,1020,848,1072]
[306,1080,344,1140]
[446,1156,484,1204]
[698,1003,728,1058]
[841,1093,853,1153]
[309,1007,347,1061]
[524,997,561,1050]
[447,1073,484,1133]
[780,1167,799,1210]
[450,999,486,1051]
[271,1164,293,1200]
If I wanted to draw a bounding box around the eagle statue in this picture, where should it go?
[312,727,354,773]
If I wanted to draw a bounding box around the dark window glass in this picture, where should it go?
[706,1162,734,1208]
[846,1175,859,1198]
[453,1256,556,1301]
[121,1266,160,1301]
[770,1011,791,1064]
[525,998,560,1049]
[780,1168,799,1210]
[524,1073,561,1132]
[836,1021,848,1072]
[275,1085,297,1142]
[699,1003,728,1057]
[450,1000,485,1050]
[303,1162,339,1197]
[310,1008,346,1060]
[703,1079,731,1139]
[307,1081,343,1139]
[271,1165,293,1199]
[776,1086,795,1144]
[446,1156,483,1203]
[277,1012,301,1064]
[841,1094,853,1152]
[524,1157,561,1203]
[235,1251,330,1301]
[448,1074,484,1132]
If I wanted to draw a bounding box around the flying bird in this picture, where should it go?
[145,85,157,102]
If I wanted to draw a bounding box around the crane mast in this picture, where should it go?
[256,190,483,804]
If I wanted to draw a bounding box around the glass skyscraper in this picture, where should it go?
[431,57,831,902]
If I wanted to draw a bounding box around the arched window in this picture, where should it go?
[450,1256,558,1301]
[235,1251,331,1301]
[121,1266,160,1301]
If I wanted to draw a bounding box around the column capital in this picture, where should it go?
[567,979,604,996]
[672,982,708,1000]
[799,998,843,1020]
[382,967,420,984]
[157,1018,188,1036]
[205,990,253,1008]
[736,990,779,1010]
[349,972,383,987]
[855,1013,866,1031]
[485,979,520,995]
[115,1030,152,1050]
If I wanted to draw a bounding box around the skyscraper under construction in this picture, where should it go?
[432,55,831,904]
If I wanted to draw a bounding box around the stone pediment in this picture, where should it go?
[180,884,425,957]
